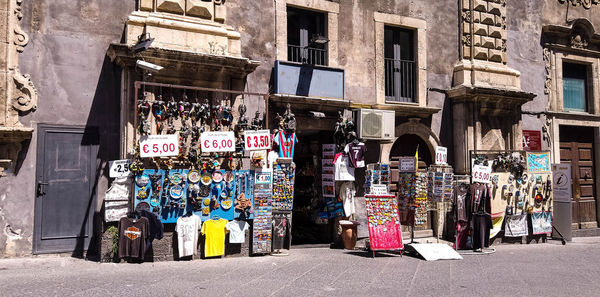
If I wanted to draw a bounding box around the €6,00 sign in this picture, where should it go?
[201,131,235,152]
[244,130,271,151]
[435,146,448,165]
[140,134,179,158]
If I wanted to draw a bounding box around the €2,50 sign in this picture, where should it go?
[472,164,492,183]
[201,131,236,152]
[140,134,179,158]
[244,130,271,151]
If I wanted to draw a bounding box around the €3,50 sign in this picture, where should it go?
[140,134,179,158]
[244,130,271,151]
[201,131,236,152]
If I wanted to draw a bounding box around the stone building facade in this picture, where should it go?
[0,0,599,257]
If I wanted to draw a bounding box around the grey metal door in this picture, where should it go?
[34,125,98,254]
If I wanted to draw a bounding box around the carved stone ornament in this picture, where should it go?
[543,48,552,94]
[559,0,600,9]
[570,34,588,48]
[0,0,38,177]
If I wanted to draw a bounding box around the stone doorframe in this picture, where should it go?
[380,118,441,163]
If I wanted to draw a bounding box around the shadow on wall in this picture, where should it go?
[73,54,122,260]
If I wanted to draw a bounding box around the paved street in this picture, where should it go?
[1,238,599,297]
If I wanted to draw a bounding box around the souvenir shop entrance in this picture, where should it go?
[292,130,335,245]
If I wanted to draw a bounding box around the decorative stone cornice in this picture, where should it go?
[0,0,38,177]
[559,0,600,9]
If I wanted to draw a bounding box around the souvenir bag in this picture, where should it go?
[504,194,529,237]
[531,211,553,235]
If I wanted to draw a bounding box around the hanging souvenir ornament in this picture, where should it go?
[222,105,233,128]
[135,174,150,187]
[167,96,178,119]
[237,102,248,131]
[137,186,149,200]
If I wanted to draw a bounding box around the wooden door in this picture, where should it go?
[560,141,597,229]
[34,125,98,254]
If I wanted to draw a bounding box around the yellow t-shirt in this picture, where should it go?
[201,218,228,258]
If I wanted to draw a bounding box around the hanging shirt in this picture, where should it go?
[201,218,228,257]
[344,142,366,168]
[225,220,249,244]
[273,131,298,158]
[333,153,355,181]
[176,214,202,257]
[454,184,469,222]
[118,217,149,260]
[339,181,357,218]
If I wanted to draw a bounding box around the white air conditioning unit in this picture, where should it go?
[355,109,395,140]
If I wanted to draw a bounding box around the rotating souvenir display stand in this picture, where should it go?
[426,164,454,241]
[271,158,295,255]
[252,170,273,255]
[365,194,404,257]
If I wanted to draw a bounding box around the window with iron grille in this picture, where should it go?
[562,62,588,112]
[384,26,415,103]
[287,7,328,66]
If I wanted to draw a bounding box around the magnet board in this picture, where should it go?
[365,194,403,251]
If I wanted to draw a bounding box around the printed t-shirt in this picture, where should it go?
[225,220,249,244]
[344,142,366,168]
[118,217,149,259]
[339,181,357,217]
[333,153,355,181]
[272,131,298,158]
[176,214,202,257]
[201,218,228,257]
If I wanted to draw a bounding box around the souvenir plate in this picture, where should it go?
[135,175,150,187]
[202,207,210,215]
[212,171,223,183]
[188,170,201,183]
[150,196,160,207]
[137,187,149,199]
[170,185,184,199]
[224,171,234,183]
[221,199,232,210]
[203,197,211,206]
[169,172,183,185]
[201,173,212,185]
[221,189,228,198]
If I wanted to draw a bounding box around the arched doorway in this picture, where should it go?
[390,134,433,167]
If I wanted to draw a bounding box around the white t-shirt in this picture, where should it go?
[176,214,201,257]
[225,220,249,244]
[334,153,355,181]
[339,181,357,218]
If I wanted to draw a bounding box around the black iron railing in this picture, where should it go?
[288,44,328,66]
[385,58,416,103]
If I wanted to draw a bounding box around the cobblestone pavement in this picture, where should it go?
[0,237,599,297]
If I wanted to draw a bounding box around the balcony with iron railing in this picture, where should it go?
[288,45,328,66]
[385,58,415,103]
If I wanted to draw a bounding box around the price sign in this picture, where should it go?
[244,130,271,151]
[472,164,492,183]
[398,157,417,172]
[201,131,235,152]
[140,134,179,158]
[435,146,448,165]
[108,159,132,178]
[370,185,389,195]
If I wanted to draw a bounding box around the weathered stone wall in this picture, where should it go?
[0,0,133,257]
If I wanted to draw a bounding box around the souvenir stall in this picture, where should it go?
[453,150,554,252]
[115,81,291,261]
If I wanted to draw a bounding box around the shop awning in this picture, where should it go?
[107,43,260,79]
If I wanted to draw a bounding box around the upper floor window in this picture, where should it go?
[287,7,328,66]
[563,62,588,112]
[384,26,415,103]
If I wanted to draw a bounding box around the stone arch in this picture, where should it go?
[380,118,441,163]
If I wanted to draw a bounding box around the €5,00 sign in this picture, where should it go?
[472,164,492,183]
[201,131,236,152]
[435,146,448,165]
[140,134,179,158]
[244,130,271,151]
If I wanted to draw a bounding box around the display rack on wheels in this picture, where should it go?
[365,194,404,258]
